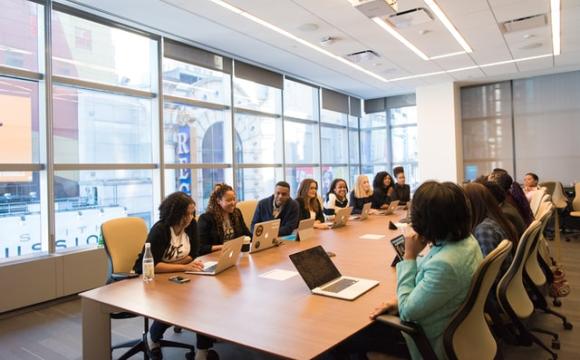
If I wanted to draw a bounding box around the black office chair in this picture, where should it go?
[376,240,513,360]
[102,217,195,359]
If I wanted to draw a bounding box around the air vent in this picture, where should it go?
[500,14,547,33]
[354,0,398,18]
[345,50,381,63]
[388,8,433,28]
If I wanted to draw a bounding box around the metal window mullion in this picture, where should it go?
[52,75,156,99]
[43,0,55,255]
[233,107,280,119]
[0,65,43,81]
[283,115,318,125]
[0,164,45,171]
[236,164,283,169]
[386,109,393,173]
[230,64,237,192]
[347,99,352,181]
[53,164,158,171]
[317,88,323,186]
[165,163,231,170]
[163,95,230,111]
[157,37,165,204]
[281,75,287,182]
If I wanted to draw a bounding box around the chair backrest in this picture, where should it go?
[529,187,546,218]
[236,199,258,229]
[444,240,512,360]
[496,220,542,320]
[101,217,148,274]
[525,203,554,287]
[574,182,580,211]
[541,181,568,209]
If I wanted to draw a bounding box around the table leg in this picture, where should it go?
[82,297,112,360]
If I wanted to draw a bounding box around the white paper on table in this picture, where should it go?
[259,269,299,281]
[359,234,386,240]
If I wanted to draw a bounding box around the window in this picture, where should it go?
[234,77,281,114]
[389,106,418,190]
[360,112,388,165]
[236,167,284,201]
[165,168,233,211]
[284,120,319,164]
[285,166,320,198]
[0,0,42,72]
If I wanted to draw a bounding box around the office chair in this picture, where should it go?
[523,203,573,330]
[375,240,513,360]
[529,187,547,219]
[102,217,195,360]
[236,199,258,229]
[496,221,559,360]
[568,182,580,240]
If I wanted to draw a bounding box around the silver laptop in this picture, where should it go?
[350,202,371,221]
[185,236,243,275]
[249,219,281,253]
[279,218,315,241]
[325,206,353,229]
[379,200,400,215]
[400,200,412,223]
[289,246,379,301]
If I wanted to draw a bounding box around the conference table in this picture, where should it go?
[80,210,408,359]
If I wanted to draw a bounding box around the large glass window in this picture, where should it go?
[389,106,418,190]
[284,121,319,164]
[285,166,320,198]
[234,77,281,114]
[360,112,388,165]
[321,109,348,188]
[284,80,318,121]
[234,113,283,164]
[165,168,233,212]
[52,11,156,91]
[0,0,42,72]
[236,167,284,201]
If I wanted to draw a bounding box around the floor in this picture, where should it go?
[0,234,578,360]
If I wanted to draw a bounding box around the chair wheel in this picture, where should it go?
[185,351,195,360]
[564,322,573,330]
[173,326,182,333]
[552,340,560,350]
[553,299,562,307]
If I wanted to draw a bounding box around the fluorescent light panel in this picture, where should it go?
[424,0,472,53]
[206,1,555,84]
[551,0,561,55]
[372,17,429,60]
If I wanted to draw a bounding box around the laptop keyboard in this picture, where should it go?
[322,278,358,293]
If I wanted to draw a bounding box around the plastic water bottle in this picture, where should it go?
[142,243,154,282]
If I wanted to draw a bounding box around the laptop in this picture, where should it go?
[378,200,400,215]
[289,245,379,300]
[350,202,371,221]
[249,219,281,253]
[399,200,412,224]
[280,218,316,241]
[324,206,353,229]
[185,236,243,275]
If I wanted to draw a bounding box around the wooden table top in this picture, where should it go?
[81,211,407,359]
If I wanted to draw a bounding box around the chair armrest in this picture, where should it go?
[375,314,438,360]
[110,272,140,282]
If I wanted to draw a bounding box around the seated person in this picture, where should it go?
[481,180,526,239]
[491,169,534,226]
[251,181,299,236]
[133,192,208,360]
[334,181,483,359]
[464,182,518,256]
[523,172,540,203]
[323,178,349,216]
[371,171,394,210]
[296,178,329,230]
[392,166,411,205]
[198,183,250,255]
[349,175,373,215]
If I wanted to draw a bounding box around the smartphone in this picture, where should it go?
[169,275,190,284]
[390,234,406,266]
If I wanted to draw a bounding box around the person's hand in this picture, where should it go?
[183,260,204,272]
[211,245,223,252]
[314,222,330,230]
[404,233,427,260]
[369,301,398,319]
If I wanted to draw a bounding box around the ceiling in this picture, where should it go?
[69,0,580,99]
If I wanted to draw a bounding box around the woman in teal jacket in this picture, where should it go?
[335,181,483,359]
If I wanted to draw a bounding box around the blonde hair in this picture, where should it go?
[354,175,373,198]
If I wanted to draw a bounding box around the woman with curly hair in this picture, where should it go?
[133,191,204,359]
[371,171,394,209]
[198,183,250,256]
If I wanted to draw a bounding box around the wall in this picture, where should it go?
[416,82,463,183]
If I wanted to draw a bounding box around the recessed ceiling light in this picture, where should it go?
[297,23,319,32]
[519,42,543,50]
[551,0,561,55]
[424,0,472,53]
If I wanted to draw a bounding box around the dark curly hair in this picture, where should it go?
[372,171,393,192]
[325,178,348,202]
[411,181,471,244]
[159,192,195,227]
[206,183,241,240]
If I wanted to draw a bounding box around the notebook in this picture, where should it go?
[185,236,243,276]
[324,206,353,229]
[249,219,281,254]
[289,245,379,300]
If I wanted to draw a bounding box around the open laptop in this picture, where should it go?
[350,202,371,221]
[249,219,281,253]
[399,200,412,223]
[185,236,243,275]
[324,206,353,229]
[377,200,400,215]
[280,218,315,241]
[289,245,379,300]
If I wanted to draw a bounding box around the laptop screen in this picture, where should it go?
[289,246,341,289]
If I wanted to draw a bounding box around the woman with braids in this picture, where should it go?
[133,191,204,360]
[296,178,329,230]
[198,183,250,256]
